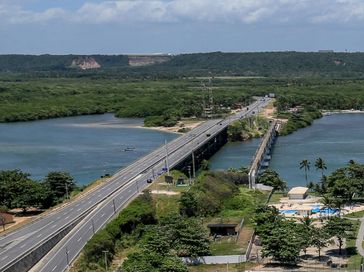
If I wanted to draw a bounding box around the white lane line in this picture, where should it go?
[50,224,57,229]
[69,208,74,211]
[20,243,27,249]
[76,208,81,212]
[37,233,42,238]
[51,265,58,272]
[101,213,105,217]
[65,216,70,220]
[77,236,82,242]
[56,216,61,220]
[1,255,8,261]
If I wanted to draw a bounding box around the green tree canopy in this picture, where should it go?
[257,169,286,191]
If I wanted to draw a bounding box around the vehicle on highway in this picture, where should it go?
[147,178,153,183]
[206,133,211,137]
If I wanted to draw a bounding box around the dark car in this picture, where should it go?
[147,178,153,183]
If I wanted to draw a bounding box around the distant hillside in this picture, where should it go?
[1,52,364,77]
[0,55,129,72]
[149,51,364,77]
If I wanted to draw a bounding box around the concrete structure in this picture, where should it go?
[208,224,238,236]
[288,187,309,200]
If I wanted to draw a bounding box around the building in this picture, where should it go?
[288,187,309,200]
[207,223,238,236]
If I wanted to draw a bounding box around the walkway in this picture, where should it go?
[356,217,364,257]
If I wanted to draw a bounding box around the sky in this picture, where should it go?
[1,0,364,54]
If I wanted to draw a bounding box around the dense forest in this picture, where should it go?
[1,52,364,128]
[2,52,364,78]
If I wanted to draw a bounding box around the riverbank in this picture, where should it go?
[136,119,204,134]
[322,109,364,115]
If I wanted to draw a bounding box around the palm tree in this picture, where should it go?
[315,157,327,179]
[299,159,310,186]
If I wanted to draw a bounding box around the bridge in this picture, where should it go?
[248,120,279,188]
[0,98,272,272]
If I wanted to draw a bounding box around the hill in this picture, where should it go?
[1,52,364,78]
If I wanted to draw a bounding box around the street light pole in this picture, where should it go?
[165,139,170,175]
[65,183,69,200]
[102,250,109,272]
[112,199,116,214]
[192,151,196,179]
[65,246,69,267]
[91,219,95,234]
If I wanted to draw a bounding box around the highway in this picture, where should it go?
[0,97,271,272]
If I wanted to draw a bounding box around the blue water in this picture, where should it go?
[209,138,261,170]
[0,114,177,185]
[209,114,364,187]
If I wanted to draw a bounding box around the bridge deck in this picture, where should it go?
[249,120,278,188]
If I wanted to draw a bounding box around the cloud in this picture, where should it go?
[1,0,364,25]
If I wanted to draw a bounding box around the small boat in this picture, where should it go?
[123,147,135,152]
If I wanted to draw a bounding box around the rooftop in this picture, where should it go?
[288,186,309,195]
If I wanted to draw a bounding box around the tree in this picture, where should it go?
[179,192,198,217]
[200,160,209,171]
[261,220,305,265]
[299,159,311,186]
[311,227,329,260]
[324,217,353,255]
[315,157,327,179]
[299,216,314,257]
[122,250,188,272]
[257,169,286,191]
[43,171,76,201]
[253,206,282,238]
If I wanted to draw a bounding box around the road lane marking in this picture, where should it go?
[20,243,27,249]
[51,265,58,271]
[101,213,105,217]
[77,237,82,242]
[65,216,70,220]
[37,234,42,238]
[76,208,81,212]
[1,255,8,261]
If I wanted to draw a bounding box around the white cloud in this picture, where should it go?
[1,0,364,25]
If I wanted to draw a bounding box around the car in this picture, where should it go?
[206,133,211,137]
[147,178,153,183]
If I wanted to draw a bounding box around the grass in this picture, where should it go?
[268,192,284,204]
[346,210,364,219]
[347,220,362,270]
[210,237,245,255]
[153,194,180,219]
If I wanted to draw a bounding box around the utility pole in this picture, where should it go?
[91,219,95,234]
[65,247,69,267]
[187,165,192,185]
[165,139,170,175]
[112,199,116,214]
[102,250,109,272]
[65,183,69,200]
[192,152,196,178]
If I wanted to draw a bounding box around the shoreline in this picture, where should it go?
[133,120,205,134]
[322,110,364,116]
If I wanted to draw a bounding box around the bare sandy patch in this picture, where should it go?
[151,190,180,195]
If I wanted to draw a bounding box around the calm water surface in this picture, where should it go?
[0,114,177,185]
[210,114,364,187]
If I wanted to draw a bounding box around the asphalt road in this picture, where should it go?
[0,97,271,272]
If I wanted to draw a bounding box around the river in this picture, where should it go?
[210,113,364,187]
[0,114,177,185]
